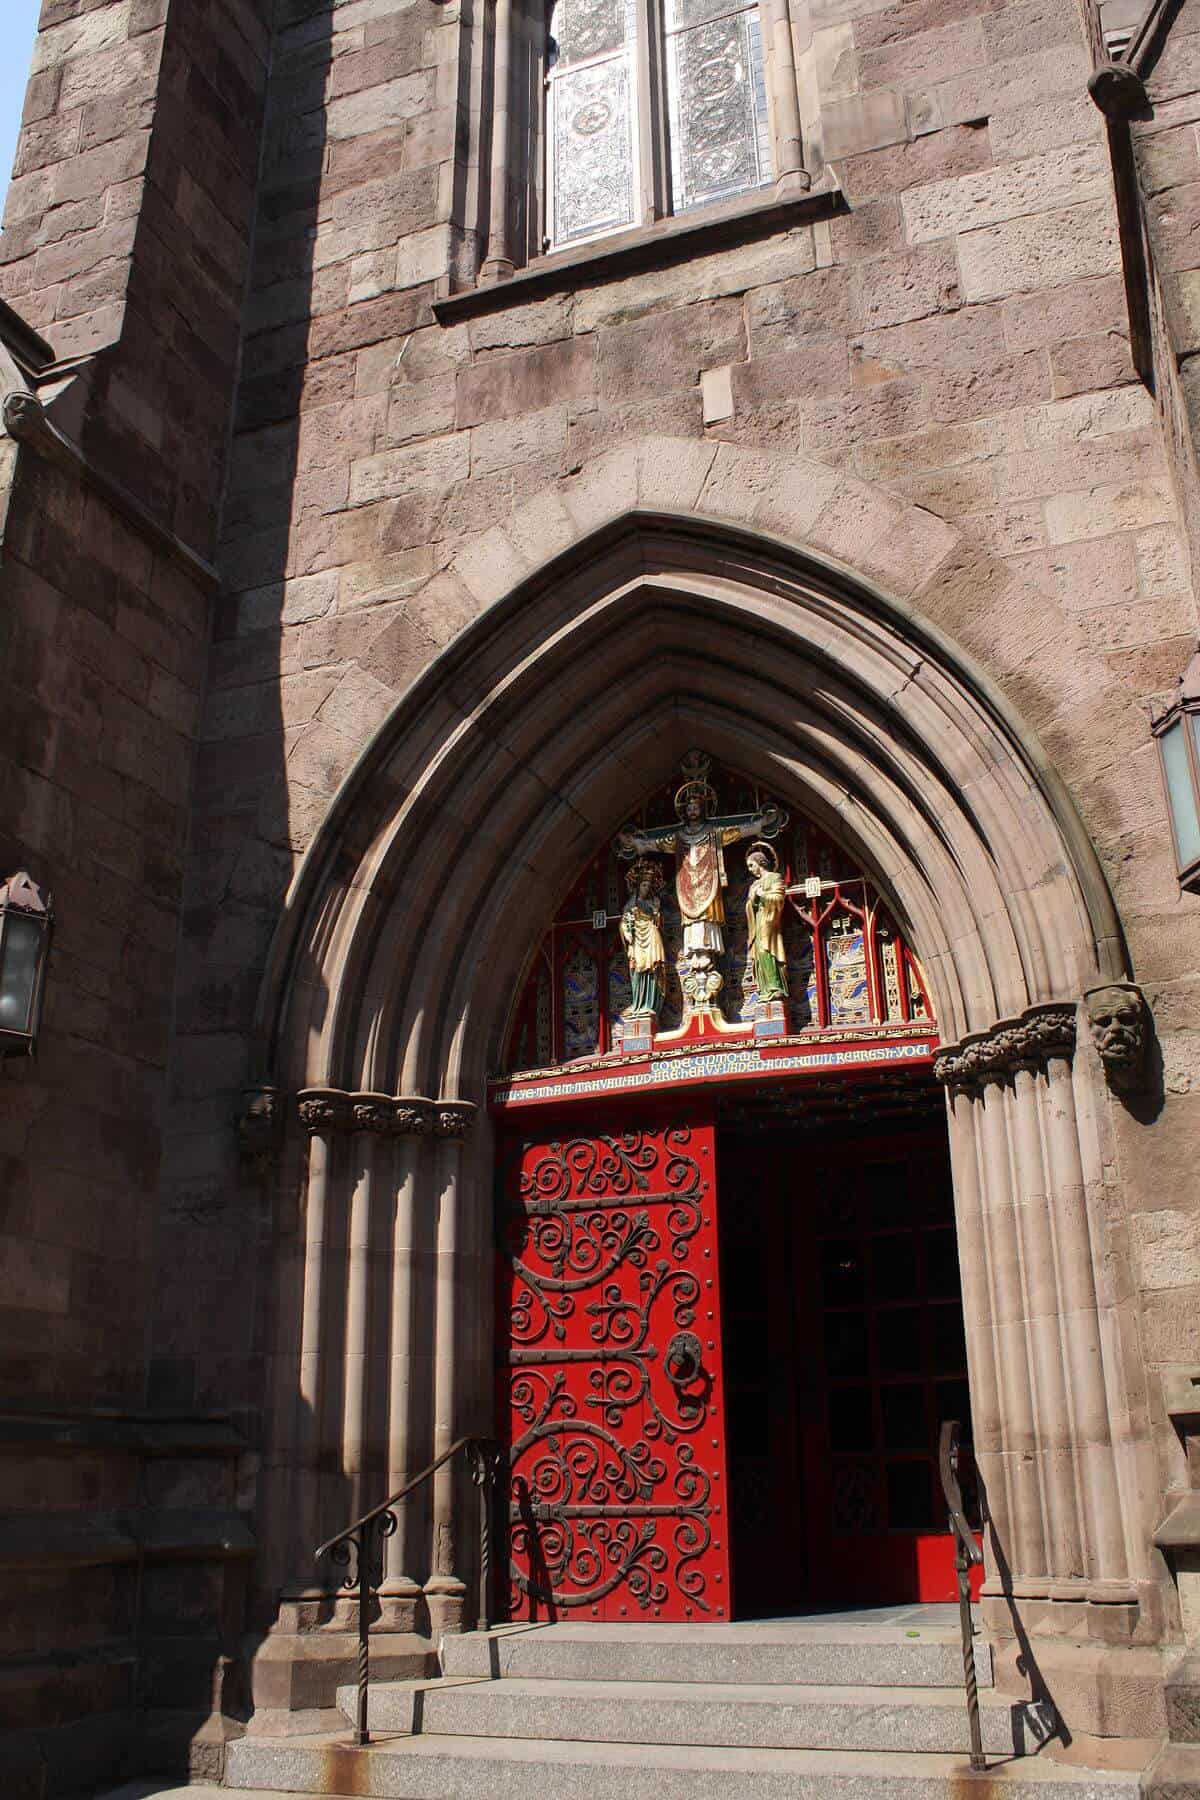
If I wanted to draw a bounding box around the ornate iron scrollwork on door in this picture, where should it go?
[499,1124,730,1620]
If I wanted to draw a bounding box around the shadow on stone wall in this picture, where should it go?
[148,0,343,1774]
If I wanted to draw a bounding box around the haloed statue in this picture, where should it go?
[620,858,668,1020]
[745,840,789,1002]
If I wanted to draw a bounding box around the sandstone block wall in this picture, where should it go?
[0,0,273,548]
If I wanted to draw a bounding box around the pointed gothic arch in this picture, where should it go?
[250,441,1152,1712]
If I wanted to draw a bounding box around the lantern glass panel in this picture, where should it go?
[0,913,43,1034]
[1162,718,1200,871]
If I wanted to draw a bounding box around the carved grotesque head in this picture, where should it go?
[1084,983,1149,1091]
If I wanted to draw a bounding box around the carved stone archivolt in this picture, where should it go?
[294,1089,470,1137]
[933,1002,1077,1090]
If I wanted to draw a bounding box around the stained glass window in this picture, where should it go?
[664,0,771,212]
[547,0,640,245]
[545,0,772,251]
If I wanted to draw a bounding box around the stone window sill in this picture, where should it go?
[431,175,844,325]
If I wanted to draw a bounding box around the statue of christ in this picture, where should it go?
[614,752,786,959]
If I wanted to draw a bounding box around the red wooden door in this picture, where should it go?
[497,1116,732,1622]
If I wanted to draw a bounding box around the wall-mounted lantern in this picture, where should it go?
[1153,650,1200,896]
[0,872,53,1056]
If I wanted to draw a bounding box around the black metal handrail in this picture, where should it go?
[938,1418,985,1773]
[316,1434,501,1746]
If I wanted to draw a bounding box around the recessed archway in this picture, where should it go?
[247,443,1150,1724]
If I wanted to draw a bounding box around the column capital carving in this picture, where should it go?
[350,1091,398,1134]
[296,1087,353,1133]
[294,1089,475,1134]
[933,1002,1077,1091]
[392,1096,435,1137]
[434,1100,478,1139]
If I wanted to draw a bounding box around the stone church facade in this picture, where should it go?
[4,0,1200,1791]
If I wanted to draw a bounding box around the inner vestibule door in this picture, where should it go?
[497,1111,733,1622]
[721,1124,981,1610]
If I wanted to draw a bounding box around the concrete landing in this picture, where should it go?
[440,1614,994,1688]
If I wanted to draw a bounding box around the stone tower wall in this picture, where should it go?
[0,2,271,1787]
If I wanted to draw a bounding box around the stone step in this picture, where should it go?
[336,1673,1048,1755]
[225,1731,1142,1798]
[440,1621,994,1689]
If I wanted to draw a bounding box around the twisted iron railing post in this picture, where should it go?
[316,1435,499,1748]
[939,1419,985,1774]
[354,1527,371,1746]
[470,1441,501,1632]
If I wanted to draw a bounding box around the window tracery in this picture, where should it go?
[503,762,932,1073]
[474,0,809,280]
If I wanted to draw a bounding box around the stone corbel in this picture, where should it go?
[1083,979,1151,1095]
[2,388,219,589]
[236,1085,284,1179]
[932,1002,1076,1092]
[1,390,47,448]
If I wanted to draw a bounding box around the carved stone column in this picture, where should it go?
[378,1098,434,1632]
[934,1004,1133,1620]
[1003,1060,1085,1594]
[288,1088,351,1605]
[763,0,810,192]
[1039,1052,1131,1596]
[343,1096,393,1521]
[424,1100,479,1634]
[481,0,515,282]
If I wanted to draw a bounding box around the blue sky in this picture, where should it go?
[1,1,43,226]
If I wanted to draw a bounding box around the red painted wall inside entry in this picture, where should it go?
[498,1118,733,1622]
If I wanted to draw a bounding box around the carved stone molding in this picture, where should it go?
[933,1003,1077,1090]
[294,1089,445,1135]
[434,1101,478,1139]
